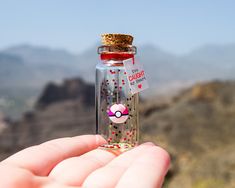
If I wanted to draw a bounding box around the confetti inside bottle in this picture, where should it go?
[96,34,139,152]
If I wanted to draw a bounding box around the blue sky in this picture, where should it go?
[0,0,234,54]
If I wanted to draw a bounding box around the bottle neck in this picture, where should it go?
[100,53,134,66]
[100,53,134,60]
[98,45,136,66]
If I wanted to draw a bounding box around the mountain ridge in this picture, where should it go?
[1,42,235,117]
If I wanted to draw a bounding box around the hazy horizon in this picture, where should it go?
[2,41,235,56]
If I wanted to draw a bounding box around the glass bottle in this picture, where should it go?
[96,34,139,152]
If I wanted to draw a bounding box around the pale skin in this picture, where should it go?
[0,135,170,188]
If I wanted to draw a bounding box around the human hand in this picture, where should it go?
[0,135,170,188]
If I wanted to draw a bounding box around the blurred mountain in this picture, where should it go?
[4,44,77,66]
[3,44,80,88]
[0,52,32,87]
[75,44,98,82]
[180,43,235,80]
[186,43,235,64]
[1,43,235,118]
[2,43,235,89]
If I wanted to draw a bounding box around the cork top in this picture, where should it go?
[101,34,133,46]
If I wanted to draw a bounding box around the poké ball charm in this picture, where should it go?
[107,104,129,124]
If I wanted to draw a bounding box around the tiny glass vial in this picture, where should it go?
[96,34,139,152]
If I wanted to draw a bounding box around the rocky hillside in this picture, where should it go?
[37,78,94,108]
[0,79,235,188]
[0,78,95,159]
[140,81,235,188]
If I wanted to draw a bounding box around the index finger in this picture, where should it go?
[2,135,106,176]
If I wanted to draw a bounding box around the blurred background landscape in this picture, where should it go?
[0,1,235,188]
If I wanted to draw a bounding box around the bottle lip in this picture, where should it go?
[98,45,137,55]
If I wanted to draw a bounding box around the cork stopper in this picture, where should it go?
[101,34,133,46]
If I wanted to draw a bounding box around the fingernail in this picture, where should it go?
[95,135,107,144]
[141,142,155,146]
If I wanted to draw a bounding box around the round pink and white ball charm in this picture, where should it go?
[107,104,129,124]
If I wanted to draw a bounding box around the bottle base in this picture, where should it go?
[99,142,136,153]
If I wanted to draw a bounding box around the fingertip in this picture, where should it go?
[158,146,171,168]
[95,134,107,145]
[147,146,171,174]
